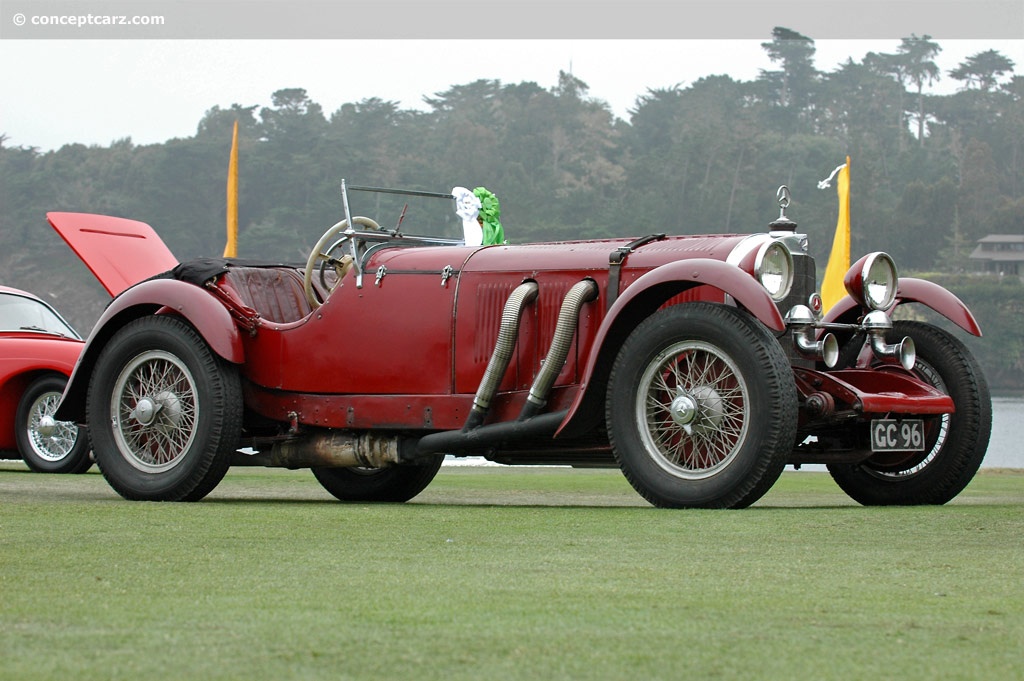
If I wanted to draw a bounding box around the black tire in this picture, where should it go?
[312,455,444,503]
[606,303,798,509]
[86,316,242,501]
[16,374,92,474]
[828,321,991,505]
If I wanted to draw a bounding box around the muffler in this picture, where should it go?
[237,431,403,469]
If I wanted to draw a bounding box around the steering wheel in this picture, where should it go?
[303,216,381,309]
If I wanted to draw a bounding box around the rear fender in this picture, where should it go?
[56,279,244,422]
[822,278,982,336]
[556,258,785,437]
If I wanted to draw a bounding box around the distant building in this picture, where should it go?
[969,234,1024,277]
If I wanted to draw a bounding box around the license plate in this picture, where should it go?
[870,419,926,452]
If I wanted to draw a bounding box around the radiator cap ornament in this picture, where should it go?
[770,185,798,232]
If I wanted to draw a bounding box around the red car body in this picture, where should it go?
[0,285,91,472]
[49,183,992,507]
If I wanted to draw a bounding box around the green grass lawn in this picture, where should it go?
[1,463,1022,680]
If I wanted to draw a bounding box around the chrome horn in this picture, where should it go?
[785,305,839,368]
[862,311,916,371]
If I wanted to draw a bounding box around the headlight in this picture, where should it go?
[755,240,793,301]
[844,252,898,311]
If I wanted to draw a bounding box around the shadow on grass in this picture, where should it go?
[3,462,1019,510]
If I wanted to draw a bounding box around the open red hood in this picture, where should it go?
[47,212,180,297]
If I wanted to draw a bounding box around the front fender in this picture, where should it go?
[56,279,244,422]
[896,278,982,336]
[822,278,982,336]
[556,258,785,437]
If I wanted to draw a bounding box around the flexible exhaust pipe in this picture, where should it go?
[463,281,539,431]
[519,279,599,421]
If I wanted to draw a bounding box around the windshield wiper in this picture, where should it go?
[19,325,69,338]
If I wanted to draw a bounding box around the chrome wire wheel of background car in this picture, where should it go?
[87,316,242,501]
[302,216,381,309]
[16,374,91,474]
[828,321,992,505]
[607,302,798,508]
[312,455,445,503]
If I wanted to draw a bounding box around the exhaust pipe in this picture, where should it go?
[236,431,403,469]
[463,281,539,432]
[519,279,599,421]
[418,410,567,456]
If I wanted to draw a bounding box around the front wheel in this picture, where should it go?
[828,321,991,505]
[312,456,444,503]
[606,303,798,509]
[87,316,243,501]
[16,374,92,474]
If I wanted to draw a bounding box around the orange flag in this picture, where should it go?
[820,156,851,312]
[223,120,239,258]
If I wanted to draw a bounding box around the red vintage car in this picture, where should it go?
[49,182,991,507]
[0,285,91,473]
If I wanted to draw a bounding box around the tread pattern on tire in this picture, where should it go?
[606,303,798,509]
[828,320,991,506]
[87,316,242,502]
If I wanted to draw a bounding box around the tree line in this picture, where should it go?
[2,28,1021,388]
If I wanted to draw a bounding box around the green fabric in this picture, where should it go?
[473,186,505,245]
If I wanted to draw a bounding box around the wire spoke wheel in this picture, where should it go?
[858,359,948,477]
[607,303,796,509]
[828,321,991,505]
[17,375,92,474]
[112,350,199,473]
[88,316,242,501]
[27,391,79,461]
[638,340,749,479]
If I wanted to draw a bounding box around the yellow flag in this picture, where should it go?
[820,156,851,313]
[223,120,239,258]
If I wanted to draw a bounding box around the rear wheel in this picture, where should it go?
[606,303,798,508]
[828,321,991,505]
[312,456,444,502]
[87,316,242,501]
[16,374,91,474]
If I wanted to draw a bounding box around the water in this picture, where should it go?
[985,396,1024,468]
